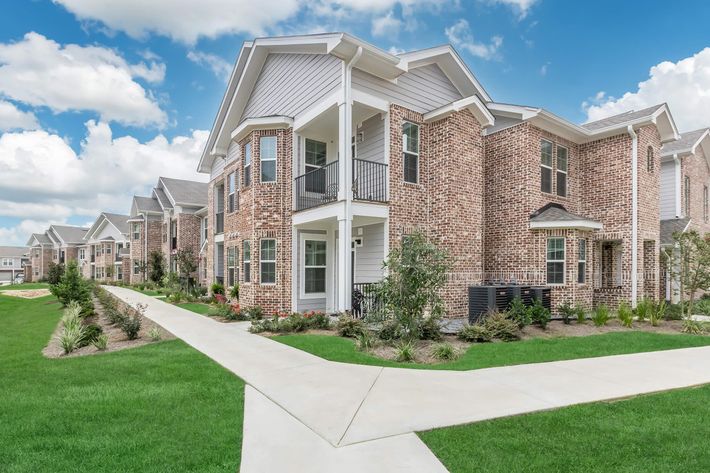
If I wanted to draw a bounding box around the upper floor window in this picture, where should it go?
[647,146,654,172]
[202,217,208,243]
[228,172,236,213]
[106,244,111,255]
[540,140,553,193]
[79,248,85,260]
[546,237,565,285]
[260,239,276,284]
[132,223,140,240]
[1,258,11,267]
[556,145,568,197]
[578,239,586,284]
[260,136,277,183]
[244,142,252,187]
[704,185,709,223]
[402,122,419,183]
[685,175,690,216]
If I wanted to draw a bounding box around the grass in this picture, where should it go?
[0,282,49,291]
[178,302,212,315]
[0,292,244,472]
[273,331,710,371]
[419,384,710,472]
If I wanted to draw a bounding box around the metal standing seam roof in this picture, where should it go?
[660,217,691,245]
[661,128,709,156]
[580,104,665,131]
[160,177,208,207]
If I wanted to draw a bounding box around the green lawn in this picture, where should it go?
[273,331,710,371]
[0,282,49,291]
[178,302,212,315]
[419,384,710,472]
[130,287,163,296]
[0,293,244,472]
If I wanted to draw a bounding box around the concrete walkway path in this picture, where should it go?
[105,286,710,471]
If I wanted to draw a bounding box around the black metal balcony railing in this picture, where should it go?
[352,159,387,203]
[215,212,224,234]
[351,282,384,320]
[295,161,339,211]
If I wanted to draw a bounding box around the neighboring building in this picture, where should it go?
[195,32,683,316]
[45,224,89,266]
[127,177,207,284]
[25,233,53,281]
[0,246,28,284]
[80,213,131,283]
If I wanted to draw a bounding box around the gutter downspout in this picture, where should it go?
[673,153,682,217]
[628,125,638,308]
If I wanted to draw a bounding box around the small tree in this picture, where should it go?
[50,260,92,308]
[667,230,710,317]
[375,230,449,340]
[46,262,65,285]
[176,247,198,291]
[148,250,165,284]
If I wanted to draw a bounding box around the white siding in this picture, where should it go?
[242,53,341,121]
[210,156,226,181]
[352,63,462,114]
[356,114,385,163]
[660,161,676,219]
[353,223,385,283]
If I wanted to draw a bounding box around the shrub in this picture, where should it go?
[168,291,186,304]
[431,342,459,361]
[58,324,85,354]
[529,298,551,329]
[592,305,610,327]
[575,303,587,324]
[681,317,704,335]
[230,284,239,300]
[209,302,236,319]
[78,324,103,347]
[279,313,309,333]
[395,340,415,362]
[650,300,666,327]
[92,334,109,351]
[558,302,575,325]
[693,298,710,316]
[120,303,144,340]
[665,303,684,320]
[378,319,402,340]
[50,261,92,308]
[636,298,653,322]
[211,282,225,295]
[617,302,634,328]
[244,305,263,320]
[148,327,162,341]
[457,323,492,343]
[356,331,374,351]
[507,297,532,328]
[483,311,520,341]
[46,262,65,285]
[304,311,331,330]
[336,314,365,338]
[419,315,442,341]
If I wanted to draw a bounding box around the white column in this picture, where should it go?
[337,216,353,312]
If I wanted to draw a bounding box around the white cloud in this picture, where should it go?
[0,219,67,247]
[485,0,539,19]
[0,32,167,127]
[445,19,503,60]
[0,100,38,131]
[539,62,550,76]
[0,121,208,245]
[372,11,403,38]
[187,50,232,82]
[584,48,710,131]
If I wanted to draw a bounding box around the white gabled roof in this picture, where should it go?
[423,95,494,128]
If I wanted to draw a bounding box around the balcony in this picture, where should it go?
[215,212,224,234]
[294,159,387,212]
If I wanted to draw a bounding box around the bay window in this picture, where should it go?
[260,136,277,183]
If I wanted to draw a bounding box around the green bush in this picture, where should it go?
[356,331,374,351]
[650,300,666,327]
[558,302,575,325]
[483,311,520,341]
[92,334,108,351]
[305,311,331,330]
[230,284,239,300]
[50,261,92,308]
[457,324,492,343]
[575,303,587,324]
[120,303,144,340]
[507,297,532,328]
[693,298,710,316]
[148,327,162,341]
[336,314,365,338]
[592,305,610,327]
[208,302,235,319]
[617,302,634,328]
[78,324,103,347]
[244,306,263,320]
[378,319,402,340]
[58,324,85,354]
[211,282,225,295]
[280,313,310,333]
[635,298,653,322]
[46,262,65,285]
[681,318,704,334]
[665,303,684,320]
[431,342,459,361]
[419,315,442,341]
[395,340,415,362]
[529,298,551,329]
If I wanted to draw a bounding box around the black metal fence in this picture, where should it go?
[352,159,387,203]
[351,282,384,319]
[294,161,339,211]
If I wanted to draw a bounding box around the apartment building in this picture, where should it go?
[80,213,131,283]
[45,224,89,266]
[26,233,53,281]
[0,246,28,284]
[189,32,705,317]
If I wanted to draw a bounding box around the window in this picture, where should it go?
[304,138,327,193]
[227,246,237,287]
[228,172,236,212]
[647,146,654,172]
[106,244,112,255]
[303,239,326,295]
[243,240,251,283]
[133,261,140,275]
[578,239,586,284]
[556,145,568,197]
[133,223,140,240]
[705,186,709,223]
[1,258,11,267]
[546,237,565,285]
[79,248,85,260]
[116,265,123,281]
[202,217,208,242]
[685,175,690,216]
[260,239,276,284]
[541,140,553,193]
[95,246,100,257]
[402,122,419,183]
[244,142,252,186]
[260,136,277,183]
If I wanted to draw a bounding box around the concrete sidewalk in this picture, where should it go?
[105,286,710,471]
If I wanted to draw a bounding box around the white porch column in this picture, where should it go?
[337,216,352,312]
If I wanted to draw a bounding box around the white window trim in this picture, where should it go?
[260,136,278,183]
[546,237,565,286]
[556,144,568,197]
[227,246,237,287]
[227,172,236,213]
[300,233,327,300]
[578,238,586,285]
[244,142,252,187]
[260,239,277,285]
[243,240,251,284]
[304,138,327,175]
[402,121,420,184]
[541,139,553,194]
[133,223,140,241]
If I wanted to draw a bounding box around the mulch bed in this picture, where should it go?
[2,289,51,299]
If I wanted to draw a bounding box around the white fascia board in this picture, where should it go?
[529,220,603,231]
[423,96,495,128]
[292,202,345,226]
[651,104,680,143]
[158,177,177,207]
[230,116,294,143]
[487,103,541,120]
[351,89,389,113]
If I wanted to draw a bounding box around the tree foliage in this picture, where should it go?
[148,250,165,284]
[665,230,710,317]
[49,260,92,309]
[46,262,65,285]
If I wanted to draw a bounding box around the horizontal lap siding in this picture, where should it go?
[353,64,462,113]
[356,115,385,163]
[660,161,676,219]
[210,157,225,181]
[242,53,341,120]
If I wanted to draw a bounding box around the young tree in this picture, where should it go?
[46,262,65,285]
[147,250,165,284]
[668,230,710,316]
[175,247,198,291]
[375,230,449,340]
[50,260,92,308]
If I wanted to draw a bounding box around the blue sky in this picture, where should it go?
[1,0,710,245]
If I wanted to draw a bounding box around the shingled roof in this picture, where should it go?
[159,177,208,207]
[133,195,162,214]
[661,128,710,157]
[529,203,602,231]
[27,233,51,246]
[49,225,89,244]
[660,217,691,245]
[0,246,29,258]
[581,104,666,132]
